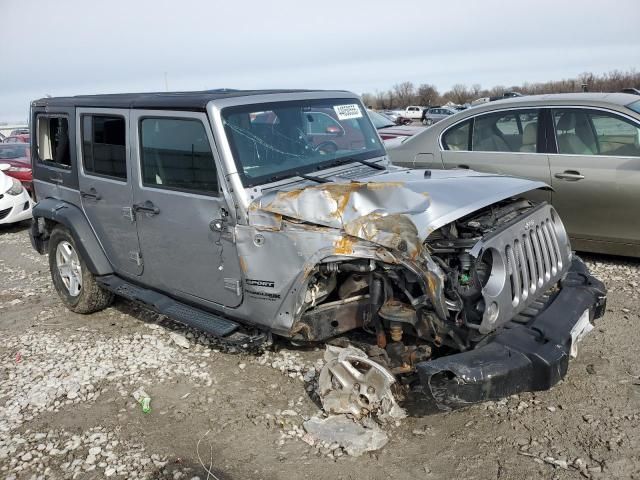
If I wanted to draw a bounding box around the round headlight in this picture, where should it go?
[7,177,24,196]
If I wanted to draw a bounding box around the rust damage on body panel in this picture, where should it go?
[250,181,429,256]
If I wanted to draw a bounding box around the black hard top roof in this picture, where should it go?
[32,88,340,111]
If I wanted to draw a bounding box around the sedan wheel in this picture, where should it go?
[56,240,83,297]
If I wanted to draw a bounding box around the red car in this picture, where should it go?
[4,134,30,143]
[0,143,32,193]
[367,110,423,140]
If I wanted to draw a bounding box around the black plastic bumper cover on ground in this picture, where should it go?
[412,257,607,411]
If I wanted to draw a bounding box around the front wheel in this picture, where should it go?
[48,226,114,313]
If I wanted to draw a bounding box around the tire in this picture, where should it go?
[426,119,434,126]
[48,226,114,314]
[422,118,428,125]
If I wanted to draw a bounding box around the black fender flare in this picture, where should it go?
[31,198,113,275]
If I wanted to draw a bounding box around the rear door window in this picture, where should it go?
[553,109,640,157]
[472,110,539,152]
[590,112,640,157]
[82,115,127,180]
[36,116,71,168]
[442,120,471,151]
[140,117,219,195]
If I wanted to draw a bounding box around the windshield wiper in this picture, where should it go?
[341,157,386,171]
[296,172,332,183]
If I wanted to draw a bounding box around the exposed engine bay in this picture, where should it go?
[291,198,574,415]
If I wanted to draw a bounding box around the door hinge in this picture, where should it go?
[223,278,242,296]
[129,251,143,266]
[122,207,135,222]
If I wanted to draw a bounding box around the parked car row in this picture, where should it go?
[3,133,29,143]
[421,106,457,126]
[1,127,30,144]
[381,110,413,125]
[367,110,423,140]
[387,92,640,257]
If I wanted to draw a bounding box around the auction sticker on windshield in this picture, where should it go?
[334,104,362,120]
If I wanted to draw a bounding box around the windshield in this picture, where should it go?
[368,110,395,129]
[627,100,640,115]
[222,98,385,186]
[0,144,29,159]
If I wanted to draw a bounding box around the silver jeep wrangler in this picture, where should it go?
[29,90,606,412]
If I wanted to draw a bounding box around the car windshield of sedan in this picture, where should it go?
[367,110,396,129]
[627,100,640,115]
[222,99,385,186]
[0,144,29,159]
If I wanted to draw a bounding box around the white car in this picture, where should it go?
[0,165,32,225]
[403,105,425,120]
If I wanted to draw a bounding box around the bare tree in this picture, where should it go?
[416,84,440,107]
[361,93,375,109]
[444,84,473,105]
[386,89,397,109]
[392,82,415,108]
[488,85,506,97]
[374,90,388,109]
[361,70,640,112]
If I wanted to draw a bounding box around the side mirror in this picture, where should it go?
[0,163,10,172]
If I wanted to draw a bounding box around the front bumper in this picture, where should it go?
[409,257,606,412]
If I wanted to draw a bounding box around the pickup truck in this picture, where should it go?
[400,105,425,120]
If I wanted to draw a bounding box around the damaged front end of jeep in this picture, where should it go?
[246,175,607,414]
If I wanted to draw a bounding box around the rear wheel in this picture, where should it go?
[48,226,114,313]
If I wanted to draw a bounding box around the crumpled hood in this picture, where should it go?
[249,169,548,257]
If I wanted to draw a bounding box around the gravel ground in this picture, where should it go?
[1,222,639,480]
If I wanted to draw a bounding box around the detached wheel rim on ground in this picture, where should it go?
[56,240,83,297]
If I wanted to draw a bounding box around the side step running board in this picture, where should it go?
[97,275,240,338]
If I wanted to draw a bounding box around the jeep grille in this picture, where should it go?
[470,203,571,334]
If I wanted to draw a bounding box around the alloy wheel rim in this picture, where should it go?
[56,241,82,296]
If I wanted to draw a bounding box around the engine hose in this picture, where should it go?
[369,276,386,348]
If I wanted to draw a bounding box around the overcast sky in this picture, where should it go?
[1,0,639,122]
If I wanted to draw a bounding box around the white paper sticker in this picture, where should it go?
[333,104,362,121]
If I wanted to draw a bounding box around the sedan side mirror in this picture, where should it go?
[0,163,10,172]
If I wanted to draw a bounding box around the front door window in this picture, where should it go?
[140,118,219,194]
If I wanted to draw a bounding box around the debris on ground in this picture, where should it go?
[132,388,152,414]
[303,415,388,457]
[1,225,640,478]
[318,345,406,422]
[169,332,191,349]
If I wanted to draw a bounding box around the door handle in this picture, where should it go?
[554,171,585,181]
[133,201,160,215]
[49,175,63,184]
[457,164,470,169]
[80,187,102,200]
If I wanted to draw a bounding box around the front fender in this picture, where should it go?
[31,198,113,275]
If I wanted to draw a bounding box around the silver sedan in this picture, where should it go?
[387,93,640,257]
